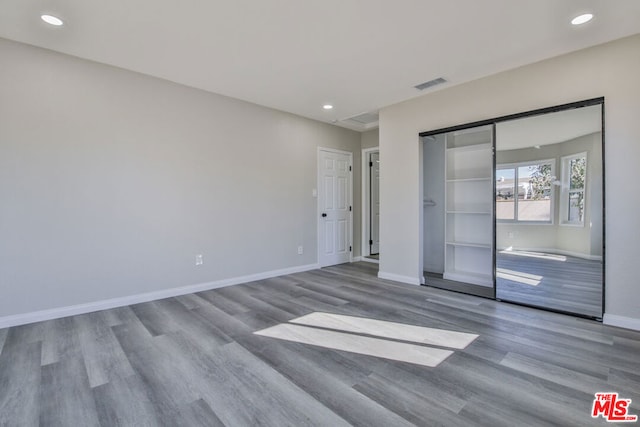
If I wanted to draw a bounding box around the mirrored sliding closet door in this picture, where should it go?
[495,102,604,319]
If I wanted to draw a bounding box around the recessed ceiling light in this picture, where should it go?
[41,14,64,26]
[323,104,333,110]
[571,13,593,25]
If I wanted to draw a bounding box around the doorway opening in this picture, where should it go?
[362,148,379,263]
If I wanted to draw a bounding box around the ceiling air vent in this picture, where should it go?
[345,112,379,125]
[414,77,447,91]
[340,111,379,129]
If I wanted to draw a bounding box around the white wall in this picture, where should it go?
[0,38,361,319]
[379,34,640,326]
[361,129,379,149]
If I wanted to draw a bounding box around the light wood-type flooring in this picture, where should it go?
[1,262,637,426]
[496,251,603,318]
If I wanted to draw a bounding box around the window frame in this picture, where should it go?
[559,152,588,227]
[496,158,556,225]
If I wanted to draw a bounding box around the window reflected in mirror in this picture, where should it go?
[496,160,554,223]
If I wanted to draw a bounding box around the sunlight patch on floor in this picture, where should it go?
[290,312,478,349]
[254,312,479,367]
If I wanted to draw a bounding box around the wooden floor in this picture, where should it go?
[496,251,603,318]
[1,262,638,426]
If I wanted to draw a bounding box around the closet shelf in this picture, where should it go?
[434,126,494,290]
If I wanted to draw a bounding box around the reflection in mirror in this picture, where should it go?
[495,104,603,318]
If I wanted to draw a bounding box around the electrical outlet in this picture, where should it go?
[297,246,304,255]
[195,254,204,265]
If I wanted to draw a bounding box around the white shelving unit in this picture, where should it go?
[443,126,494,287]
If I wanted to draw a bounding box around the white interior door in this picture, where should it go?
[370,152,380,255]
[319,149,352,267]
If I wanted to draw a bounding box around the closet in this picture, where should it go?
[420,98,604,318]
[423,124,494,294]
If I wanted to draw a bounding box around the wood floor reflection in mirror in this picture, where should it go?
[496,249,603,318]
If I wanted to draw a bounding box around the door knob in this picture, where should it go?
[321,213,327,217]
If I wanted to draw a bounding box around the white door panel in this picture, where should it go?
[324,176,334,210]
[338,176,347,209]
[319,149,352,267]
[338,220,348,252]
[324,222,335,254]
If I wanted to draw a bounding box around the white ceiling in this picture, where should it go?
[1,1,639,131]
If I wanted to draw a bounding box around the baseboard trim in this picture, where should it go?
[352,256,363,262]
[603,314,640,331]
[0,263,321,329]
[360,257,379,265]
[377,271,421,286]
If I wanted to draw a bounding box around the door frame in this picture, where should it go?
[317,147,354,267]
[361,147,379,259]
